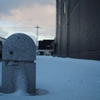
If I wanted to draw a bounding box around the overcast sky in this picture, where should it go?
[0,0,56,43]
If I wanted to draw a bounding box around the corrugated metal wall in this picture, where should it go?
[60,0,67,57]
[80,0,100,60]
[56,0,61,56]
[56,0,68,57]
[68,0,80,58]
[56,0,100,60]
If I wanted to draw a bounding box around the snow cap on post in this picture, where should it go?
[2,33,36,61]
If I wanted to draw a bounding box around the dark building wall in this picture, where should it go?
[0,37,5,59]
[56,0,100,60]
[38,40,53,50]
[56,0,61,56]
[0,41,2,58]
[56,0,68,57]
[80,0,100,60]
[68,0,80,58]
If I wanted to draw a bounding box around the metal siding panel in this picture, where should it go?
[56,0,100,60]
[68,1,80,58]
[69,0,79,14]
[80,0,100,60]
[60,24,67,57]
[80,0,88,52]
[80,50,100,60]
[60,0,68,57]
[56,0,62,56]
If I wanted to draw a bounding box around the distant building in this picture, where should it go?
[0,37,6,59]
[56,0,100,60]
[38,40,54,56]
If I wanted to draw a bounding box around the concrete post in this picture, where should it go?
[2,33,36,94]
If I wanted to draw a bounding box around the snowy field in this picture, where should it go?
[0,56,100,100]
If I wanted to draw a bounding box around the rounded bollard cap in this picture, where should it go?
[2,33,36,61]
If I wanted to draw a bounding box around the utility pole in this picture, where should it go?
[35,25,40,52]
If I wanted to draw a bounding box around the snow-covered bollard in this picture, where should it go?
[2,33,36,94]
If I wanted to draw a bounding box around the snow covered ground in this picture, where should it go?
[0,56,100,100]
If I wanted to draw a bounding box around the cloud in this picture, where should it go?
[0,27,9,38]
[0,0,55,14]
[0,0,56,41]
[10,4,55,27]
[0,3,56,40]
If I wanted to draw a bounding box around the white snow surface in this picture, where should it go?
[0,56,100,100]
